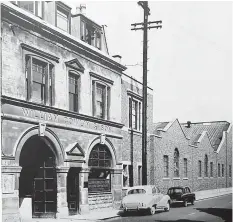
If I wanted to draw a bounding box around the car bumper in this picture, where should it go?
[121,206,149,211]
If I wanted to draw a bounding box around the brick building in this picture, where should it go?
[148,119,232,194]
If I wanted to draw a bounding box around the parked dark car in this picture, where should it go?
[167,186,195,207]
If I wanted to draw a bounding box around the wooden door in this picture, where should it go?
[33,156,57,218]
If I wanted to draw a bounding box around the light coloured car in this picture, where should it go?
[120,185,171,215]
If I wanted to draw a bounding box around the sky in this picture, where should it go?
[69,1,232,123]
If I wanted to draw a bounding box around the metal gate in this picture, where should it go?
[32,156,57,218]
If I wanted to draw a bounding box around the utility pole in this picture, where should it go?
[131,1,162,185]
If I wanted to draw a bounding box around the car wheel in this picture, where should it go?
[149,206,156,215]
[191,199,195,205]
[184,200,188,207]
[164,202,170,212]
[123,209,128,216]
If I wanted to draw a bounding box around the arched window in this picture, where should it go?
[174,148,180,177]
[204,154,208,177]
[88,144,112,168]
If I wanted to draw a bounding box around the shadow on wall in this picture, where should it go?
[195,208,232,222]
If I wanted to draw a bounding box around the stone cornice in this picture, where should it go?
[90,72,114,85]
[127,90,142,100]
[1,96,124,129]
[2,3,127,73]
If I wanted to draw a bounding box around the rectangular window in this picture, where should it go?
[198,160,202,177]
[80,20,102,49]
[138,165,142,185]
[69,73,79,112]
[92,82,110,120]
[218,163,221,177]
[222,164,224,177]
[56,6,69,32]
[17,1,42,17]
[210,162,213,177]
[163,155,169,178]
[229,165,232,177]
[26,56,54,105]
[129,98,142,131]
[184,158,188,178]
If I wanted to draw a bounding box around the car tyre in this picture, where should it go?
[164,202,170,212]
[183,200,188,207]
[149,206,156,215]
[191,199,195,205]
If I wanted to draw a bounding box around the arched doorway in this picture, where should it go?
[88,143,112,193]
[19,135,57,218]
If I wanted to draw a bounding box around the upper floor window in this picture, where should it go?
[184,158,188,178]
[25,55,54,106]
[56,2,71,33]
[129,98,142,131]
[12,1,42,17]
[204,154,208,177]
[229,165,232,178]
[69,72,79,112]
[174,148,180,177]
[81,20,102,49]
[92,81,110,120]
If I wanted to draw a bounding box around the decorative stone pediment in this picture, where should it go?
[65,58,84,72]
[65,142,85,156]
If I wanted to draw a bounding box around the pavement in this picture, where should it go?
[23,187,232,222]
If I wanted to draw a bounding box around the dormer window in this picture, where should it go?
[80,19,102,50]
[56,2,71,33]
[11,1,42,17]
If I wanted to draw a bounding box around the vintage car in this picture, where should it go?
[120,185,171,215]
[167,186,196,207]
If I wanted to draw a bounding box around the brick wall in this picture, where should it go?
[148,120,232,194]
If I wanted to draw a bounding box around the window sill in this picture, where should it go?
[173,177,180,180]
[163,177,170,180]
[128,128,142,135]
[198,177,203,179]
[183,178,188,180]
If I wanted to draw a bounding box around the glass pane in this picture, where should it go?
[45,157,55,167]
[45,169,54,179]
[32,82,44,103]
[45,202,56,212]
[96,101,103,118]
[34,202,45,213]
[19,1,34,13]
[45,191,56,201]
[35,168,44,179]
[35,180,44,191]
[90,151,98,159]
[45,180,54,190]
[57,9,68,32]
[99,152,104,159]
[34,191,44,201]
[69,93,74,111]
[99,160,105,167]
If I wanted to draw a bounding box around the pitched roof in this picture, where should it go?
[153,122,169,135]
[181,121,230,150]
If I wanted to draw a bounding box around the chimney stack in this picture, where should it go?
[76,4,86,15]
[187,121,191,128]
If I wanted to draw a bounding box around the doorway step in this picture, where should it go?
[88,193,113,210]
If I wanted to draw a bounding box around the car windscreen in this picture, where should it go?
[128,189,146,195]
[168,188,183,194]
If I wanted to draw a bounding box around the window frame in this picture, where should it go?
[184,158,188,178]
[204,154,208,177]
[80,18,102,49]
[68,71,80,113]
[12,1,43,18]
[163,155,169,178]
[174,148,180,178]
[55,1,71,34]
[128,97,142,131]
[25,54,55,106]
[198,160,202,177]
[218,163,221,177]
[210,162,213,177]
[222,164,224,177]
[229,165,232,178]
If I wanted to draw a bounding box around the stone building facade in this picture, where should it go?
[1,1,128,221]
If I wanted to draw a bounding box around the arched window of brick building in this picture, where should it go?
[204,154,208,177]
[174,148,179,177]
